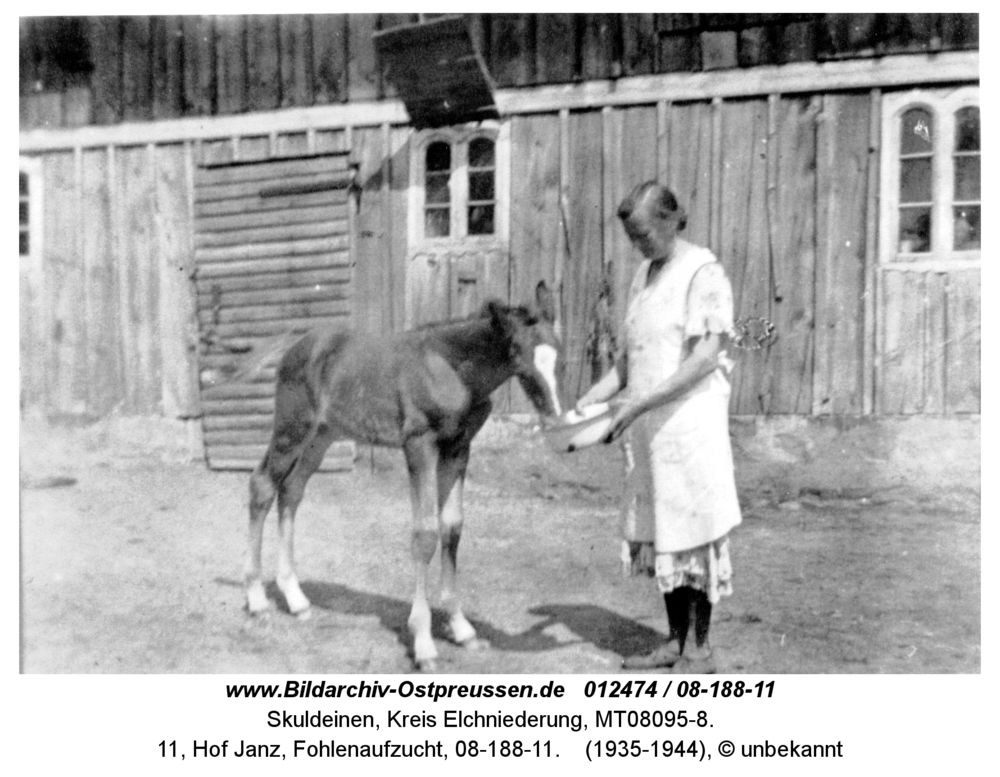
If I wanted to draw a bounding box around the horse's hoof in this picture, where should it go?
[246,600,271,616]
[415,658,438,672]
[460,637,490,651]
[293,607,312,621]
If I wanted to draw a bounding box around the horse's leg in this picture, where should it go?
[404,433,440,670]
[437,443,481,648]
[245,458,277,614]
[275,426,335,618]
[437,400,492,648]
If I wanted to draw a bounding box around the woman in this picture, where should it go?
[576,181,742,673]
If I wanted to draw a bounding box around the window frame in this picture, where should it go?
[19,156,44,272]
[408,120,509,250]
[879,86,980,269]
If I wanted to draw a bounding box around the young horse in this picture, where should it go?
[245,282,564,670]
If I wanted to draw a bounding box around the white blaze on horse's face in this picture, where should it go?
[533,344,562,417]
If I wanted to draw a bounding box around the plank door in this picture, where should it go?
[193,153,357,471]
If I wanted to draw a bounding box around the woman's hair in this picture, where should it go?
[617,181,688,231]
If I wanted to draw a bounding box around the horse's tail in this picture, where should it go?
[201,330,308,387]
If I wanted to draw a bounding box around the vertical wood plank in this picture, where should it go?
[879,270,925,414]
[581,14,620,80]
[768,95,818,415]
[118,146,162,413]
[656,100,670,183]
[279,15,313,108]
[352,125,388,335]
[509,113,562,411]
[347,14,380,102]
[215,15,247,115]
[121,16,153,122]
[182,16,215,116]
[563,110,605,397]
[152,16,185,119]
[945,269,981,412]
[862,88,881,414]
[43,152,87,415]
[923,271,947,413]
[88,18,121,124]
[709,97,723,257]
[813,93,869,415]
[720,99,771,415]
[247,15,281,112]
[622,13,656,76]
[535,14,576,83]
[666,101,712,248]
[155,143,200,418]
[491,14,534,87]
[388,126,411,333]
[311,15,348,104]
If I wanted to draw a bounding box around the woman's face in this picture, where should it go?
[622,194,679,260]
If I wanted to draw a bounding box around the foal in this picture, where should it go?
[245,282,564,670]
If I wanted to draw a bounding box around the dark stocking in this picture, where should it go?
[663,589,691,651]
[691,589,713,650]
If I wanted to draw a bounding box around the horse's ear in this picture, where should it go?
[535,281,556,324]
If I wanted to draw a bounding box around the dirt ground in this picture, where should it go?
[20,415,980,674]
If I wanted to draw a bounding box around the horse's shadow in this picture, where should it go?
[218,578,665,661]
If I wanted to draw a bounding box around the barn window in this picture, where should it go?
[880,87,980,266]
[411,126,507,244]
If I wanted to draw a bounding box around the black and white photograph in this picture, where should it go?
[19,12,981,683]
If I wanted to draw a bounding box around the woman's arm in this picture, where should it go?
[575,353,628,411]
[602,332,726,441]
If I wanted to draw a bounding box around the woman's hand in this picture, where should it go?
[602,400,643,443]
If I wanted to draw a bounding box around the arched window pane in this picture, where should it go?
[900,108,933,155]
[469,138,495,168]
[426,142,451,172]
[955,107,980,152]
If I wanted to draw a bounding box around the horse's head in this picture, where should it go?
[486,281,565,422]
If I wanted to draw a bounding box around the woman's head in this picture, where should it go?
[618,182,687,260]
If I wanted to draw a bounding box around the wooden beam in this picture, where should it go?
[21,101,409,152]
[862,88,881,415]
[494,51,978,114]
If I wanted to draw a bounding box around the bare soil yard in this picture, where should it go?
[20,415,980,674]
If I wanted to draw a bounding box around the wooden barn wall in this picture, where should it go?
[21,122,412,421]
[509,91,979,417]
[21,14,978,131]
[22,93,979,422]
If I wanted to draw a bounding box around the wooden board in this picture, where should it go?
[182,16,214,116]
[767,96,818,414]
[351,126,388,336]
[118,146,162,414]
[666,102,713,248]
[43,152,88,415]
[348,14,380,102]
[193,152,356,471]
[247,16,281,112]
[81,148,125,416]
[216,16,247,115]
[311,15,348,104]
[121,17,152,122]
[878,270,925,414]
[279,16,313,108]
[720,98,771,415]
[944,269,981,413]
[535,14,576,83]
[813,93,869,415]
[152,16,185,120]
[563,110,605,398]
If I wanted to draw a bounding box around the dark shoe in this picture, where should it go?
[622,640,682,670]
[668,648,717,674]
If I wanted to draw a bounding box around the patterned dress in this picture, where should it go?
[619,238,742,604]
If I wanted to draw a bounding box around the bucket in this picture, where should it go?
[543,402,614,453]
